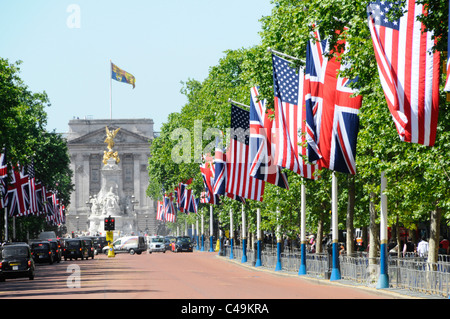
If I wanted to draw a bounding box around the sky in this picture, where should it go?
[0,0,274,134]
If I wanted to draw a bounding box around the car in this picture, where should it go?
[0,243,35,282]
[63,239,89,261]
[164,236,176,251]
[90,236,107,255]
[174,236,193,253]
[148,236,165,253]
[47,240,62,263]
[30,241,55,264]
[102,236,147,255]
[79,237,95,259]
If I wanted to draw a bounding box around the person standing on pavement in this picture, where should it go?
[417,237,429,257]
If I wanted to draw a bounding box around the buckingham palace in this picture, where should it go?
[65,118,157,236]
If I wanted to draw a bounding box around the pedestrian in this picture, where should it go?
[402,237,415,257]
[439,236,449,255]
[417,237,429,257]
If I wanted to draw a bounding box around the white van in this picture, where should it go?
[102,236,147,255]
[148,236,165,253]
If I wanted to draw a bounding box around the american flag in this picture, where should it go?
[226,105,264,202]
[164,193,176,222]
[271,54,320,179]
[156,200,164,221]
[367,0,440,146]
[249,86,289,189]
[304,31,362,175]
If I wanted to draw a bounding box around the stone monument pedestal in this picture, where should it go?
[87,157,136,236]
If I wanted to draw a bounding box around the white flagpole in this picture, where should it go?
[109,60,112,120]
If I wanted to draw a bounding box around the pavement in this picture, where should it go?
[216,252,448,300]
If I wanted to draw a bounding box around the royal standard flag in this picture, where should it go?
[111,62,135,88]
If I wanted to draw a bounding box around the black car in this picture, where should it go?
[47,240,62,263]
[30,241,55,264]
[0,243,35,282]
[79,237,95,259]
[164,236,176,251]
[174,236,193,252]
[90,236,107,255]
[63,239,89,261]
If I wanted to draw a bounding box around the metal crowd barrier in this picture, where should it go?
[213,243,450,298]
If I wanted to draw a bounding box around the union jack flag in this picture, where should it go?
[45,190,57,223]
[249,86,289,188]
[0,151,7,209]
[271,54,320,179]
[213,136,227,197]
[184,191,198,214]
[304,31,362,175]
[26,162,38,215]
[200,160,220,205]
[213,134,246,203]
[4,166,33,217]
[226,105,264,202]
[367,0,440,146]
[176,179,192,212]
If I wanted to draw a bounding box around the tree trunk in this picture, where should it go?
[428,207,441,264]
[316,213,324,254]
[368,191,379,284]
[346,175,355,256]
[395,215,401,258]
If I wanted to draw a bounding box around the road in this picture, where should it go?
[0,249,405,315]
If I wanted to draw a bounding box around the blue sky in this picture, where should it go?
[0,0,274,134]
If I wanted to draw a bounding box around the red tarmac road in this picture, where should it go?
[0,250,401,299]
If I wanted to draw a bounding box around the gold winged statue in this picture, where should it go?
[103,126,121,165]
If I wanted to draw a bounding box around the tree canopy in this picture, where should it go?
[148,0,449,247]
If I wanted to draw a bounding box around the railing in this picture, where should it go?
[207,243,450,298]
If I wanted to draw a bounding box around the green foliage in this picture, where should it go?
[0,57,73,237]
[148,0,450,240]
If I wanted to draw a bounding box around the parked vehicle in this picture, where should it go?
[63,239,89,261]
[174,236,193,253]
[30,241,55,264]
[148,236,165,253]
[80,237,95,259]
[0,243,35,282]
[103,236,146,255]
[164,236,176,251]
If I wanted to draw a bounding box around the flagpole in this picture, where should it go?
[255,208,262,267]
[229,208,234,260]
[330,171,341,281]
[209,205,214,252]
[377,171,389,289]
[299,181,307,275]
[241,204,247,263]
[201,212,205,251]
[4,207,7,242]
[227,99,250,109]
[109,60,112,120]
